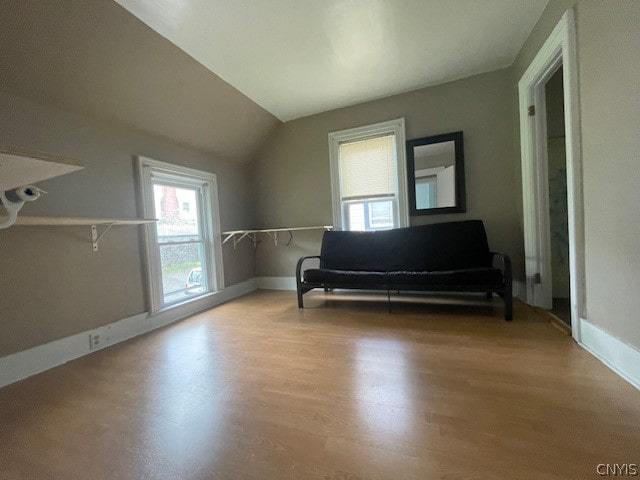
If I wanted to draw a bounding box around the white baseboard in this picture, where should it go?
[257,276,297,290]
[147,277,257,330]
[0,278,257,389]
[578,318,640,391]
[512,280,526,300]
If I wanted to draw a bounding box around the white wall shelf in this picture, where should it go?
[14,217,156,226]
[14,216,157,252]
[222,226,332,248]
[0,146,84,191]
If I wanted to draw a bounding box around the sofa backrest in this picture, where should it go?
[320,220,492,272]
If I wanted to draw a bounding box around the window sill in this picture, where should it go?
[150,290,222,317]
[146,290,227,331]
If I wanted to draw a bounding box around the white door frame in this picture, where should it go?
[518,9,585,342]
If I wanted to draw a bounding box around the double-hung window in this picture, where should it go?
[137,157,224,313]
[329,118,408,231]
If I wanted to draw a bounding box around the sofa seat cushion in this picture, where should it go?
[387,268,504,287]
[303,269,388,286]
[304,268,504,287]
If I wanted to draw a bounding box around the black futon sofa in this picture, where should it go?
[296,220,512,320]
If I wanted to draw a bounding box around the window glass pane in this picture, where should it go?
[369,200,394,230]
[346,202,366,231]
[159,243,206,306]
[153,184,200,242]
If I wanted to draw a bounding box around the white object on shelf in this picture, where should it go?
[222,225,333,249]
[0,186,45,230]
[13,216,156,252]
[0,146,84,191]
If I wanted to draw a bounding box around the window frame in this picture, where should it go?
[136,156,224,314]
[328,118,409,231]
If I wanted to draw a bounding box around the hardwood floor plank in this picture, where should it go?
[1,290,639,479]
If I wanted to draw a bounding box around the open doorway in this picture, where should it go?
[518,9,584,341]
[545,67,571,326]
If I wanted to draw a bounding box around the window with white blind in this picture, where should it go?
[329,119,408,231]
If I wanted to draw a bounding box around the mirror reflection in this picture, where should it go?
[413,141,456,209]
[406,131,465,215]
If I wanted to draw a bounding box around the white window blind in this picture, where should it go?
[338,134,397,200]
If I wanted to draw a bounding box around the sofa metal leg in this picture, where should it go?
[504,293,513,321]
[486,291,493,300]
[297,288,304,308]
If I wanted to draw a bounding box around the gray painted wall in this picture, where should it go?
[0,93,256,356]
[512,0,640,348]
[250,68,522,282]
[0,0,280,162]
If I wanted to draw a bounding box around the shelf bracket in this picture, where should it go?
[233,232,248,249]
[264,231,278,246]
[221,226,332,250]
[222,233,235,245]
[91,223,115,252]
[229,232,258,249]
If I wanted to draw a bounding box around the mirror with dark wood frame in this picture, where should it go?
[406,131,466,215]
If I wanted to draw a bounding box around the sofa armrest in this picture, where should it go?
[296,255,321,286]
[490,251,512,288]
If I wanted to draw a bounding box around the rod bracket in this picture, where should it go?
[91,223,115,252]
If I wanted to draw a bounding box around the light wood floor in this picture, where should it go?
[1,290,639,480]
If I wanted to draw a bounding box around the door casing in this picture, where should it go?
[518,9,585,342]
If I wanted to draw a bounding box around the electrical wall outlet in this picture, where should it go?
[89,333,101,350]
[89,326,112,351]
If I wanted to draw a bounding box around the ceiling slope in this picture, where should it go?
[0,0,280,162]
[116,0,550,121]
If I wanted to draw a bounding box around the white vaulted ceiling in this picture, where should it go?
[115,0,549,121]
